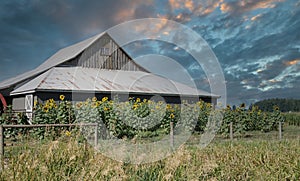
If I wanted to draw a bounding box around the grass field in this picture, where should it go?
[0,125,299,180]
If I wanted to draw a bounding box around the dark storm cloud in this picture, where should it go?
[0,0,156,80]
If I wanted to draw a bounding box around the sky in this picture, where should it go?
[0,0,299,106]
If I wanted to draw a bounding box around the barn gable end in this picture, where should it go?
[60,33,147,71]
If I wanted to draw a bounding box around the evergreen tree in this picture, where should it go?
[254,98,300,112]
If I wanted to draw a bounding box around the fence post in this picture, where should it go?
[94,123,98,148]
[230,122,233,140]
[0,125,3,158]
[279,121,282,140]
[170,121,174,150]
[0,125,4,170]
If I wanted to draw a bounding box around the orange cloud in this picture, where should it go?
[220,3,232,13]
[174,12,191,22]
[193,0,224,16]
[284,59,300,66]
[184,0,194,12]
[168,0,224,19]
[169,0,194,12]
[220,0,285,14]
[163,31,170,35]
[129,17,170,39]
[251,14,262,21]
[114,0,154,22]
[169,0,182,10]
[114,8,135,22]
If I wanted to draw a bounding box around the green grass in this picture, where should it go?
[0,126,299,180]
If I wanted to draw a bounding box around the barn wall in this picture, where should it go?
[59,53,81,67]
[35,91,214,105]
[12,96,25,111]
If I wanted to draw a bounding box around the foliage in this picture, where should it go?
[0,105,29,138]
[283,112,300,126]
[32,98,75,139]
[254,98,300,112]
[1,95,285,139]
[219,104,283,136]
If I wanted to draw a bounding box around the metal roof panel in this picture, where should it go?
[11,67,219,98]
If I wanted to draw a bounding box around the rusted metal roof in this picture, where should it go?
[10,67,219,98]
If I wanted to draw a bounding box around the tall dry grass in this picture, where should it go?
[1,133,299,180]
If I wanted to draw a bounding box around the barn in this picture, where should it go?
[0,32,219,118]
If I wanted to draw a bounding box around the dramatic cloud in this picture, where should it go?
[0,0,299,105]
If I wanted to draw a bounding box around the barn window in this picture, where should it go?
[100,47,110,56]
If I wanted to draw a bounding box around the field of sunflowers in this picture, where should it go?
[0,95,279,139]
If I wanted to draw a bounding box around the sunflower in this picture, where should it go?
[169,113,175,119]
[34,100,38,107]
[166,104,172,110]
[102,97,108,102]
[43,105,49,113]
[91,102,98,108]
[76,102,83,108]
[132,104,138,110]
[65,130,71,137]
[59,95,65,101]
[274,105,280,111]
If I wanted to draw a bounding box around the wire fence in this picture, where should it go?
[0,123,98,159]
[0,120,286,158]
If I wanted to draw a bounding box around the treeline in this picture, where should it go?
[254,98,300,112]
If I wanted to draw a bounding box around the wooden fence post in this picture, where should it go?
[279,121,282,140]
[0,125,4,158]
[94,123,98,148]
[230,122,233,140]
[170,121,174,150]
[0,125,4,170]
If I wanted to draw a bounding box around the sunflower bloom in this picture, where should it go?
[166,104,172,110]
[91,102,97,108]
[76,102,83,108]
[102,97,108,102]
[92,97,97,102]
[59,95,65,101]
[133,104,138,110]
[65,131,71,137]
[169,113,175,119]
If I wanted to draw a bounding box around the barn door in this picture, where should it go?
[25,94,33,122]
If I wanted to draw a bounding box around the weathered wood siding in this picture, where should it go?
[70,33,146,71]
